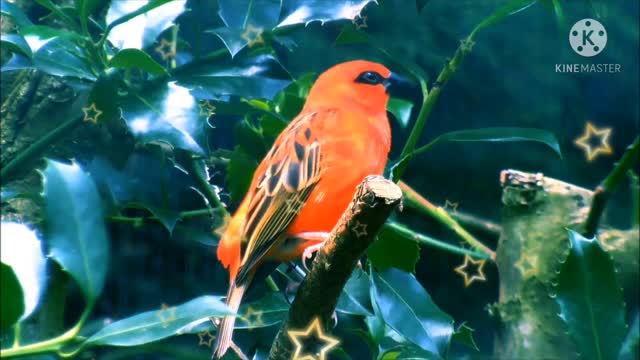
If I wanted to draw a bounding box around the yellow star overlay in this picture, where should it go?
[352,221,368,238]
[82,103,102,124]
[198,100,216,117]
[156,303,176,327]
[241,306,265,328]
[352,14,368,30]
[287,317,340,360]
[242,24,264,48]
[514,252,539,278]
[197,330,215,348]
[574,121,613,162]
[285,197,305,212]
[155,38,175,60]
[454,255,487,287]
[443,199,459,214]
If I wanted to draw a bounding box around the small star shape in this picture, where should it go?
[82,103,102,124]
[454,255,487,287]
[156,303,176,327]
[241,306,265,328]
[514,252,539,278]
[198,100,216,117]
[287,317,340,360]
[155,38,175,60]
[352,221,368,238]
[285,197,305,212]
[443,199,459,214]
[197,330,215,348]
[352,14,368,30]
[574,121,613,161]
[242,24,264,48]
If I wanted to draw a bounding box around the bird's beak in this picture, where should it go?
[384,72,419,100]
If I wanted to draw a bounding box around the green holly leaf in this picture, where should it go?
[0,0,33,28]
[87,73,120,124]
[555,230,626,360]
[337,268,373,316]
[109,48,168,76]
[105,0,186,50]
[175,54,292,101]
[43,160,110,303]
[75,0,102,33]
[5,26,96,79]
[86,153,198,233]
[277,0,376,28]
[391,127,561,182]
[368,224,420,272]
[0,222,47,325]
[451,322,479,351]
[211,0,281,57]
[235,292,289,329]
[83,296,232,347]
[387,98,414,128]
[120,82,207,155]
[371,268,453,358]
[619,314,639,360]
[225,146,258,204]
[335,24,369,45]
[0,263,24,331]
[1,34,32,58]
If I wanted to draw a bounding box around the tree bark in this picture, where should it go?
[268,175,402,360]
[492,169,638,360]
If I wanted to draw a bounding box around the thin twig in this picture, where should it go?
[399,181,497,261]
[1,116,84,181]
[384,222,491,260]
[584,136,639,238]
[451,211,502,238]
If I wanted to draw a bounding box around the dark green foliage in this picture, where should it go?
[43,160,109,303]
[1,0,633,359]
[0,34,32,58]
[451,323,479,351]
[109,49,168,76]
[0,263,24,331]
[119,82,206,154]
[368,226,421,272]
[555,230,627,360]
[83,296,231,347]
[0,0,33,28]
[392,127,562,181]
[371,268,453,358]
[337,268,374,316]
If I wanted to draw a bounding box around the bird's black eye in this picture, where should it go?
[355,71,384,85]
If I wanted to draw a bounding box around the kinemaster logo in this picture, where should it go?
[555,18,622,73]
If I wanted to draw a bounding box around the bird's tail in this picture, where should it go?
[213,282,246,359]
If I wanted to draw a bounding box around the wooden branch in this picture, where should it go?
[493,169,639,360]
[267,176,402,360]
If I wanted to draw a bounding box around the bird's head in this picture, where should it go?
[304,60,416,113]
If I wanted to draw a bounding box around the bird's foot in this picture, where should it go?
[301,242,325,272]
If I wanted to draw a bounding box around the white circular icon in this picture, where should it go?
[569,18,607,57]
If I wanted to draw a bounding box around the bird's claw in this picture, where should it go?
[301,243,324,272]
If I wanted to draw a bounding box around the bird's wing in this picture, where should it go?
[234,111,325,284]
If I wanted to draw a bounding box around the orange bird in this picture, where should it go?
[213,60,413,358]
